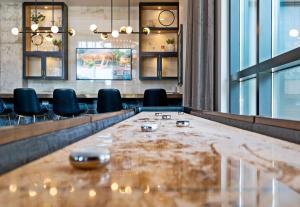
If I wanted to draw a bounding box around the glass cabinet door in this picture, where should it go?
[25,56,42,77]
[141,56,158,79]
[46,57,63,77]
[162,56,178,78]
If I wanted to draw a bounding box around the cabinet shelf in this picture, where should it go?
[139,2,179,80]
[23,2,68,80]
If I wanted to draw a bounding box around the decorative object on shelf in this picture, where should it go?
[45,33,54,42]
[31,33,44,47]
[158,10,175,27]
[90,0,150,39]
[11,0,75,37]
[166,38,176,52]
[52,39,62,51]
[31,12,46,27]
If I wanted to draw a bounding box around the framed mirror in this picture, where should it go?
[158,10,175,27]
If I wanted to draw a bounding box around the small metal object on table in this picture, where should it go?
[69,148,110,170]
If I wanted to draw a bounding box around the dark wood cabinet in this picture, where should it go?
[139,2,179,80]
[22,2,68,80]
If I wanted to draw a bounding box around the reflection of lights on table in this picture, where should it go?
[111,182,119,191]
[89,189,97,198]
[9,184,17,193]
[144,185,150,194]
[49,187,58,196]
[125,186,132,194]
[29,190,37,197]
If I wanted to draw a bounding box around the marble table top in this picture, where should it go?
[0,112,300,206]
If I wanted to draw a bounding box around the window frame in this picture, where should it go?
[229,0,300,117]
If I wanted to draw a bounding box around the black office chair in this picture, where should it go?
[0,98,12,125]
[143,89,168,107]
[97,89,123,113]
[14,88,48,124]
[53,89,88,118]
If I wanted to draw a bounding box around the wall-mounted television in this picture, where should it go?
[76,48,132,80]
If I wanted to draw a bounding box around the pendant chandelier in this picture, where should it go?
[119,0,133,34]
[90,0,150,39]
[11,0,75,37]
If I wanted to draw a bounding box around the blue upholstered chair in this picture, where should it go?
[13,88,48,124]
[143,89,168,107]
[53,89,88,118]
[97,89,123,113]
[0,98,13,125]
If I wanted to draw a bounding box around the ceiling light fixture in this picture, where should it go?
[11,0,75,37]
[31,0,39,31]
[90,0,149,38]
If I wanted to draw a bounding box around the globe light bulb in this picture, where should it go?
[143,27,151,35]
[11,27,19,36]
[90,24,98,32]
[68,28,76,37]
[289,29,299,37]
[126,26,133,34]
[31,23,39,32]
[45,33,53,42]
[51,25,59,34]
[112,30,119,38]
[120,26,127,33]
[100,33,108,40]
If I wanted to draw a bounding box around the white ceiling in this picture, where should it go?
[19,0,179,7]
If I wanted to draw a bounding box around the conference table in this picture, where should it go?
[0,112,300,206]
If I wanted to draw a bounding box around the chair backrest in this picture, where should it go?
[97,89,122,113]
[0,98,6,114]
[14,88,41,116]
[53,89,80,117]
[143,89,168,107]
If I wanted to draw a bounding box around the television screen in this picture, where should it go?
[76,48,132,80]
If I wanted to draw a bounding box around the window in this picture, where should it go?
[273,1,300,56]
[240,0,257,69]
[230,0,300,121]
[240,78,256,115]
[273,66,300,120]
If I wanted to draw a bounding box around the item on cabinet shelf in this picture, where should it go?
[141,123,158,132]
[166,38,176,52]
[69,148,110,169]
[176,120,190,127]
[155,112,163,116]
[31,33,44,47]
[45,33,54,42]
[52,39,62,51]
[31,12,46,25]
[158,10,175,27]
[161,45,165,52]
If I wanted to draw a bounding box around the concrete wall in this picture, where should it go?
[0,0,185,94]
